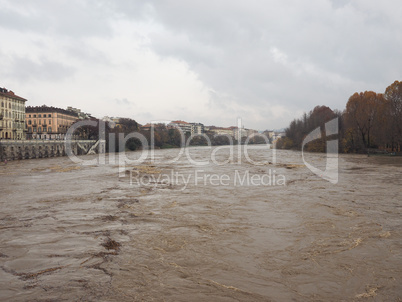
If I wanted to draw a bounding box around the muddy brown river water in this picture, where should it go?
[0,146,401,301]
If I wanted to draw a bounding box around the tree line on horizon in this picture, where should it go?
[76,119,266,152]
[276,80,402,153]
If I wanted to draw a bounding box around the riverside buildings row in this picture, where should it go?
[0,86,90,141]
[1,85,264,141]
[142,121,259,140]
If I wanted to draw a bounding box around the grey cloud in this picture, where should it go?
[113,98,132,106]
[1,0,401,129]
[4,56,75,82]
[0,0,114,38]
[65,43,110,65]
[138,0,402,118]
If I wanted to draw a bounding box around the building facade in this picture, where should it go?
[26,106,79,140]
[0,87,27,140]
[208,126,234,137]
[169,120,192,134]
[232,127,247,140]
[66,107,91,119]
[140,123,152,131]
[271,131,286,143]
[168,121,205,135]
[190,123,205,135]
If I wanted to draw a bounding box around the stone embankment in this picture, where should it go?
[0,139,104,161]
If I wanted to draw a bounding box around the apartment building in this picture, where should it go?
[0,87,27,140]
[190,123,205,135]
[169,121,205,135]
[207,126,234,137]
[169,120,192,134]
[233,127,248,140]
[67,106,91,119]
[25,106,79,140]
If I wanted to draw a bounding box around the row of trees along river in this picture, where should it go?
[276,80,402,153]
[75,118,266,152]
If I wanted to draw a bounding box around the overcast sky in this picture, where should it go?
[1,0,401,130]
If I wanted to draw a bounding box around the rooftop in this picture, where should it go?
[26,105,79,117]
[0,87,27,102]
[171,120,189,124]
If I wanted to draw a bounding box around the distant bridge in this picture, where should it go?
[0,140,105,161]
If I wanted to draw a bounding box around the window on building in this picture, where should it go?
[48,114,51,117]
[48,127,52,133]
[39,120,41,125]
[34,114,36,118]
[28,120,31,125]
[39,114,41,117]
[43,127,47,132]
[29,114,31,118]
[49,120,51,124]
[38,127,42,132]
[28,127,32,133]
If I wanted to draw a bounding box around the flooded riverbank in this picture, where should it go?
[0,147,401,301]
